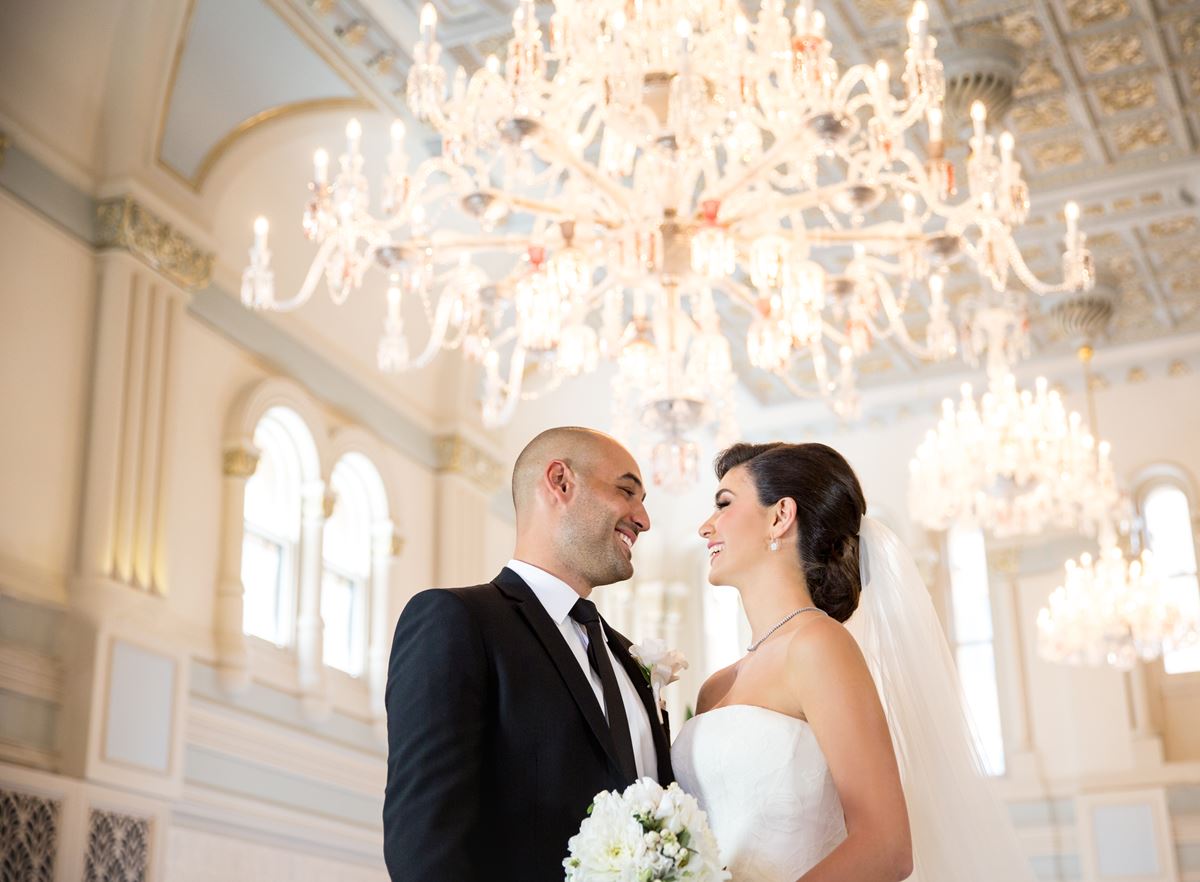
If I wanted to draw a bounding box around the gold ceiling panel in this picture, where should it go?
[1011,96,1070,133]
[1177,14,1200,55]
[1080,31,1146,75]
[1094,74,1158,114]
[1086,232,1125,251]
[1148,216,1199,237]
[476,32,510,61]
[1149,238,1200,270]
[849,0,913,26]
[1102,253,1138,279]
[961,9,1045,49]
[1029,138,1087,170]
[1066,0,1132,28]
[1167,274,1198,297]
[1014,57,1064,98]
[1112,116,1172,153]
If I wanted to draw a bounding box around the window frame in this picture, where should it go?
[944,525,1008,777]
[1135,471,1200,677]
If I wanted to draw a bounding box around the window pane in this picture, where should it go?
[1164,574,1200,675]
[703,584,744,676]
[956,643,1006,776]
[948,526,993,643]
[242,531,284,644]
[1145,487,1198,577]
[323,569,363,677]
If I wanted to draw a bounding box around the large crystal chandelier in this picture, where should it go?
[242,0,1094,485]
[1036,524,1198,670]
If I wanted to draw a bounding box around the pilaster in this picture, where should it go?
[432,434,505,587]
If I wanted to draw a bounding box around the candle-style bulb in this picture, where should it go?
[391,118,406,144]
[346,118,363,143]
[420,3,437,42]
[253,216,269,249]
[313,148,329,184]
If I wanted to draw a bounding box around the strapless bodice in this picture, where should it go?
[671,705,847,882]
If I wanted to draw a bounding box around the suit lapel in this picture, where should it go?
[606,628,675,784]
[493,569,622,775]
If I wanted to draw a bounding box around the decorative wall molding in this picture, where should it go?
[433,434,505,494]
[84,807,150,882]
[0,646,62,705]
[0,787,58,882]
[94,196,213,291]
[221,446,260,479]
[77,254,184,595]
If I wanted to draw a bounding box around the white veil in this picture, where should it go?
[846,517,1033,882]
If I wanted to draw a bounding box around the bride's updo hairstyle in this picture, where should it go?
[714,442,867,622]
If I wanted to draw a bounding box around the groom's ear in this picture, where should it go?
[545,459,574,503]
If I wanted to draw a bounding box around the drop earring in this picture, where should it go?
[769,539,779,552]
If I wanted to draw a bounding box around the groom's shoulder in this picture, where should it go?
[403,580,507,619]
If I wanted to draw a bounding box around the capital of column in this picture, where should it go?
[222,445,260,479]
[96,195,214,290]
[434,434,505,495]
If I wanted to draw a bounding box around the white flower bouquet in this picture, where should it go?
[564,778,729,882]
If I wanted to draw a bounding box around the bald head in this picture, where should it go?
[512,427,622,521]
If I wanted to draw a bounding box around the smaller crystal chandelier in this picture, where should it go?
[1037,525,1198,670]
[908,369,1120,538]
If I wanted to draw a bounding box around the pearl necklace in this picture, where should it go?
[746,606,825,652]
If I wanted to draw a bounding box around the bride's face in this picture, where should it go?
[698,465,772,586]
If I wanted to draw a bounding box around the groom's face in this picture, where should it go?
[557,442,650,588]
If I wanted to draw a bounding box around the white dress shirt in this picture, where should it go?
[506,559,658,781]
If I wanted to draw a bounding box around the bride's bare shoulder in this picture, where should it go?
[783,614,867,670]
[696,662,739,714]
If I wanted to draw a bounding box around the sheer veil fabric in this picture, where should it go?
[848,517,1033,882]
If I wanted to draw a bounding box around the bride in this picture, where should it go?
[672,442,1034,882]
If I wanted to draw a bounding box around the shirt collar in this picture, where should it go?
[506,559,584,626]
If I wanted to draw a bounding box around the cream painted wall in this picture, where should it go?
[0,192,94,605]
[0,0,123,184]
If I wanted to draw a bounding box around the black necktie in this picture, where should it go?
[569,598,638,783]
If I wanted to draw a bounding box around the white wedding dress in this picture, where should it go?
[672,705,846,881]
[670,518,1037,882]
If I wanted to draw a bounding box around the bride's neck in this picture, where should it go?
[738,564,817,644]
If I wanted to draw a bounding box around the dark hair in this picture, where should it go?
[714,442,867,622]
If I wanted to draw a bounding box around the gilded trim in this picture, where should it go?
[95,197,214,290]
[154,0,200,190]
[223,446,261,478]
[187,96,371,189]
[153,0,372,193]
[434,434,506,494]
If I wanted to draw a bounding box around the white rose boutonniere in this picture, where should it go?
[629,638,688,723]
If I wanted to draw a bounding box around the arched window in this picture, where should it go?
[241,407,317,646]
[1141,482,1200,674]
[945,525,1006,776]
[322,453,388,677]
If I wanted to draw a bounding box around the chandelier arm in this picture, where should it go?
[712,278,764,313]
[699,128,807,207]
[1005,237,1079,296]
[482,344,529,428]
[532,130,632,217]
[872,276,939,359]
[264,236,340,313]
[402,280,463,369]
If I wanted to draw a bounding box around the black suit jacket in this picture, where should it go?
[383,567,674,882]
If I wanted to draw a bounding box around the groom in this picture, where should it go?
[383,427,673,881]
